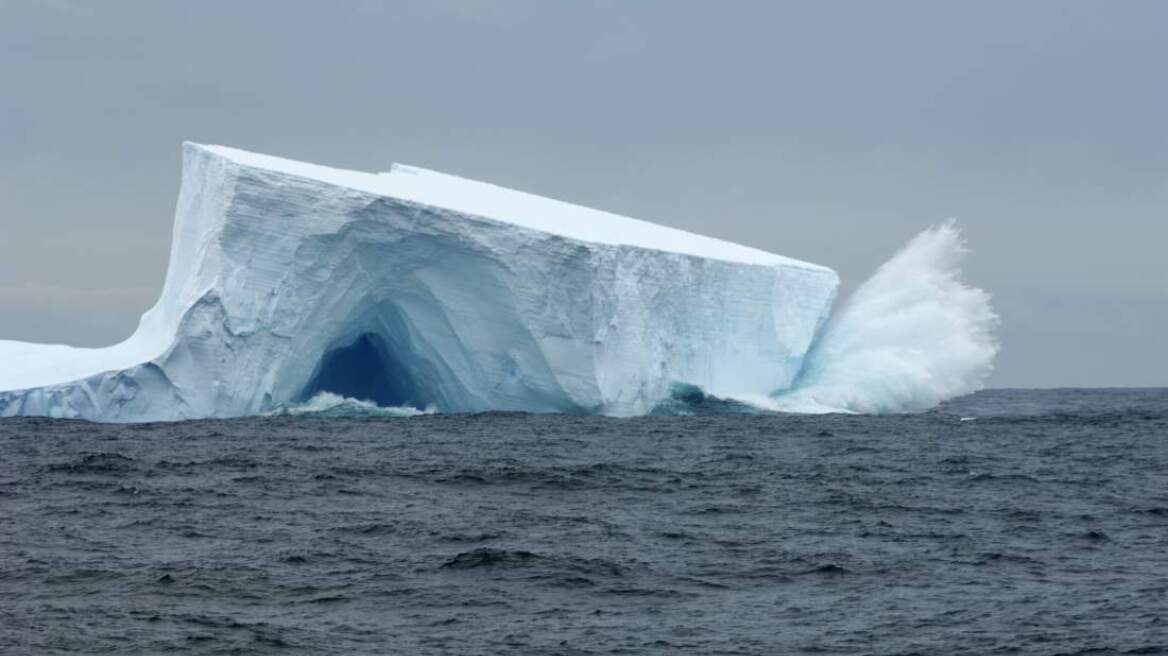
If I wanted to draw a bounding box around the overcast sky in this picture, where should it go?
[1,1,1165,387]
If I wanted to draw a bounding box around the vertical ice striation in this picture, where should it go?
[0,143,839,421]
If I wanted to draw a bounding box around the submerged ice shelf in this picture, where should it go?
[0,143,840,421]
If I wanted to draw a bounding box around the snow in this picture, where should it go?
[0,143,839,421]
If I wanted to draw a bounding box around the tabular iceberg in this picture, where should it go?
[0,143,839,421]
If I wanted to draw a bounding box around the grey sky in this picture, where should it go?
[1,0,1165,388]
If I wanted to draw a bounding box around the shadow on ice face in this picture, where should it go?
[300,332,426,408]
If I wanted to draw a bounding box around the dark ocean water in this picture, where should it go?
[1,388,1166,655]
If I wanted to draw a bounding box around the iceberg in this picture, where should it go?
[0,143,839,421]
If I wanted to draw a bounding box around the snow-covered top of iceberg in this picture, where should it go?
[199,144,829,271]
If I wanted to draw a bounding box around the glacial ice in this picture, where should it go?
[0,143,840,421]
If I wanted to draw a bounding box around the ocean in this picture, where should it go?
[1,388,1165,654]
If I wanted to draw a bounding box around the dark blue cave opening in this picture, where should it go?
[301,333,424,408]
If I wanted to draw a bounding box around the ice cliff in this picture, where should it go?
[0,143,839,421]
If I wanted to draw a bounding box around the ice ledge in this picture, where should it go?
[193,143,831,271]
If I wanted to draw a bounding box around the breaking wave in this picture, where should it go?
[754,220,999,414]
[649,383,766,416]
[267,392,435,418]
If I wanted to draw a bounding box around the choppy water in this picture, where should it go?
[2,388,1166,655]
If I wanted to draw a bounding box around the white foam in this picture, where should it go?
[266,392,434,418]
[763,221,999,414]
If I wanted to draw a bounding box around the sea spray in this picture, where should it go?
[760,220,998,414]
[266,392,435,418]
